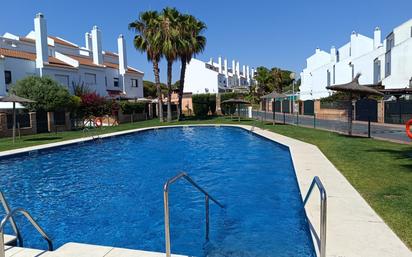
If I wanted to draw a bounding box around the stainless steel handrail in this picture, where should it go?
[0,208,53,257]
[163,172,224,257]
[0,192,22,246]
[303,176,327,257]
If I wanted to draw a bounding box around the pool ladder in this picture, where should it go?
[0,191,53,257]
[303,176,327,257]
[163,172,224,257]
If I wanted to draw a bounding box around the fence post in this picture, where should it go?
[368,115,371,138]
[313,113,316,128]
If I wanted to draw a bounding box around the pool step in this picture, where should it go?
[3,242,188,257]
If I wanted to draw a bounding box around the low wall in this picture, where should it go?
[0,112,37,137]
[315,100,347,120]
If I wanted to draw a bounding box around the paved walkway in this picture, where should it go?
[252,110,410,143]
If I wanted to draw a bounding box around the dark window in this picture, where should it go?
[374,59,381,83]
[4,71,11,84]
[131,79,138,87]
[7,113,30,129]
[54,111,66,126]
[114,78,119,87]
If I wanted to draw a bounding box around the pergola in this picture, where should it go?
[326,73,383,135]
[0,95,35,143]
[221,98,251,122]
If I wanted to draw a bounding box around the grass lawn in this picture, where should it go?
[0,117,411,248]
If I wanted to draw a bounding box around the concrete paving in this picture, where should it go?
[0,124,410,257]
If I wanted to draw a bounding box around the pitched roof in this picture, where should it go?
[49,36,78,48]
[0,48,36,61]
[67,54,103,68]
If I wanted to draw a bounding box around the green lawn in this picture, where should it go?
[0,117,411,248]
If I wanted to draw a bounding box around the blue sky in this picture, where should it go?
[1,0,412,82]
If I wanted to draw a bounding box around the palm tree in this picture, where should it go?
[129,11,164,122]
[177,14,206,120]
[158,7,182,122]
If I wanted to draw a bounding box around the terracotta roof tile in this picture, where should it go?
[49,36,78,48]
[68,54,103,68]
[0,48,36,61]
[104,62,118,69]
[46,57,77,69]
[104,51,118,57]
[19,37,35,43]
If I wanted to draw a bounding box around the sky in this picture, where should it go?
[1,0,412,83]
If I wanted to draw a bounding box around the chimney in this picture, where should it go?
[117,34,127,75]
[330,46,337,62]
[251,68,255,80]
[209,57,213,64]
[246,66,250,81]
[218,56,222,73]
[374,27,381,49]
[91,26,103,65]
[242,65,246,77]
[34,13,48,69]
[85,32,92,51]
[232,60,236,74]
[315,47,320,54]
[224,58,228,77]
[236,61,240,76]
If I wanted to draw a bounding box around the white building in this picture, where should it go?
[0,13,144,98]
[300,19,412,100]
[184,56,255,94]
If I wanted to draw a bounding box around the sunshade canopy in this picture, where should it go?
[326,74,384,96]
[0,94,36,103]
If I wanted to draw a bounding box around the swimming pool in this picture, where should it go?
[0,126,315,256]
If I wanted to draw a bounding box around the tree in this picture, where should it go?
[158,7,182,122]
[129,11,165,122]
[11,76,72,112]
[177,14,206,120]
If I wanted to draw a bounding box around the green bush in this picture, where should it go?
[192,93,210,117]
[220,92,243,115]
[11,76,73,112]
[209,95,216,115]
[120,101,145,114]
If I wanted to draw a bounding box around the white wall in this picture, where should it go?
[185,58,219,93]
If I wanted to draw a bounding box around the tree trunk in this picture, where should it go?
[178,57,187,120]
[153,61,164,122]
[167,60,173,122]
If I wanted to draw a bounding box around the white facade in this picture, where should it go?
[300,19,412,100]
[184,56,255,94]
[0,13,144,99]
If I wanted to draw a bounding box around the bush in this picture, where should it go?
[11,76,72,112]
[192,94,210,117]
[220,92,243,115]
[192,93,216,117]
[120,101,145,114]
[79,92,109,117]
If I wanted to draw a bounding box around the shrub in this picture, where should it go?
[120,101,145,114]
[79,92,109,117]
[209,94,216,115]
[11,76,72,112]
[192,93,210,117]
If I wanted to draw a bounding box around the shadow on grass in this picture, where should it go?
[24,137,62,142]
[366,147,412,171]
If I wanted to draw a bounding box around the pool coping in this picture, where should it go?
[0,124,410,257]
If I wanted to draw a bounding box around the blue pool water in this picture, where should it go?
[0,127,315,256]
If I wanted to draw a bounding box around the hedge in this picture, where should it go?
[192,93,216,117]
[120,101,145,114]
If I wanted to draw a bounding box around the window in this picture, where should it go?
[114,78,119,87]
[373,58,381,84]
[385,33,394,78]
[55,74,69,87]
[4,71,11,84]
[84,73,96,85]
[327,70,331,87]
[131,79,138,88]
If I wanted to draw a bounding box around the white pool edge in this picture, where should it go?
[0,124,410,257]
